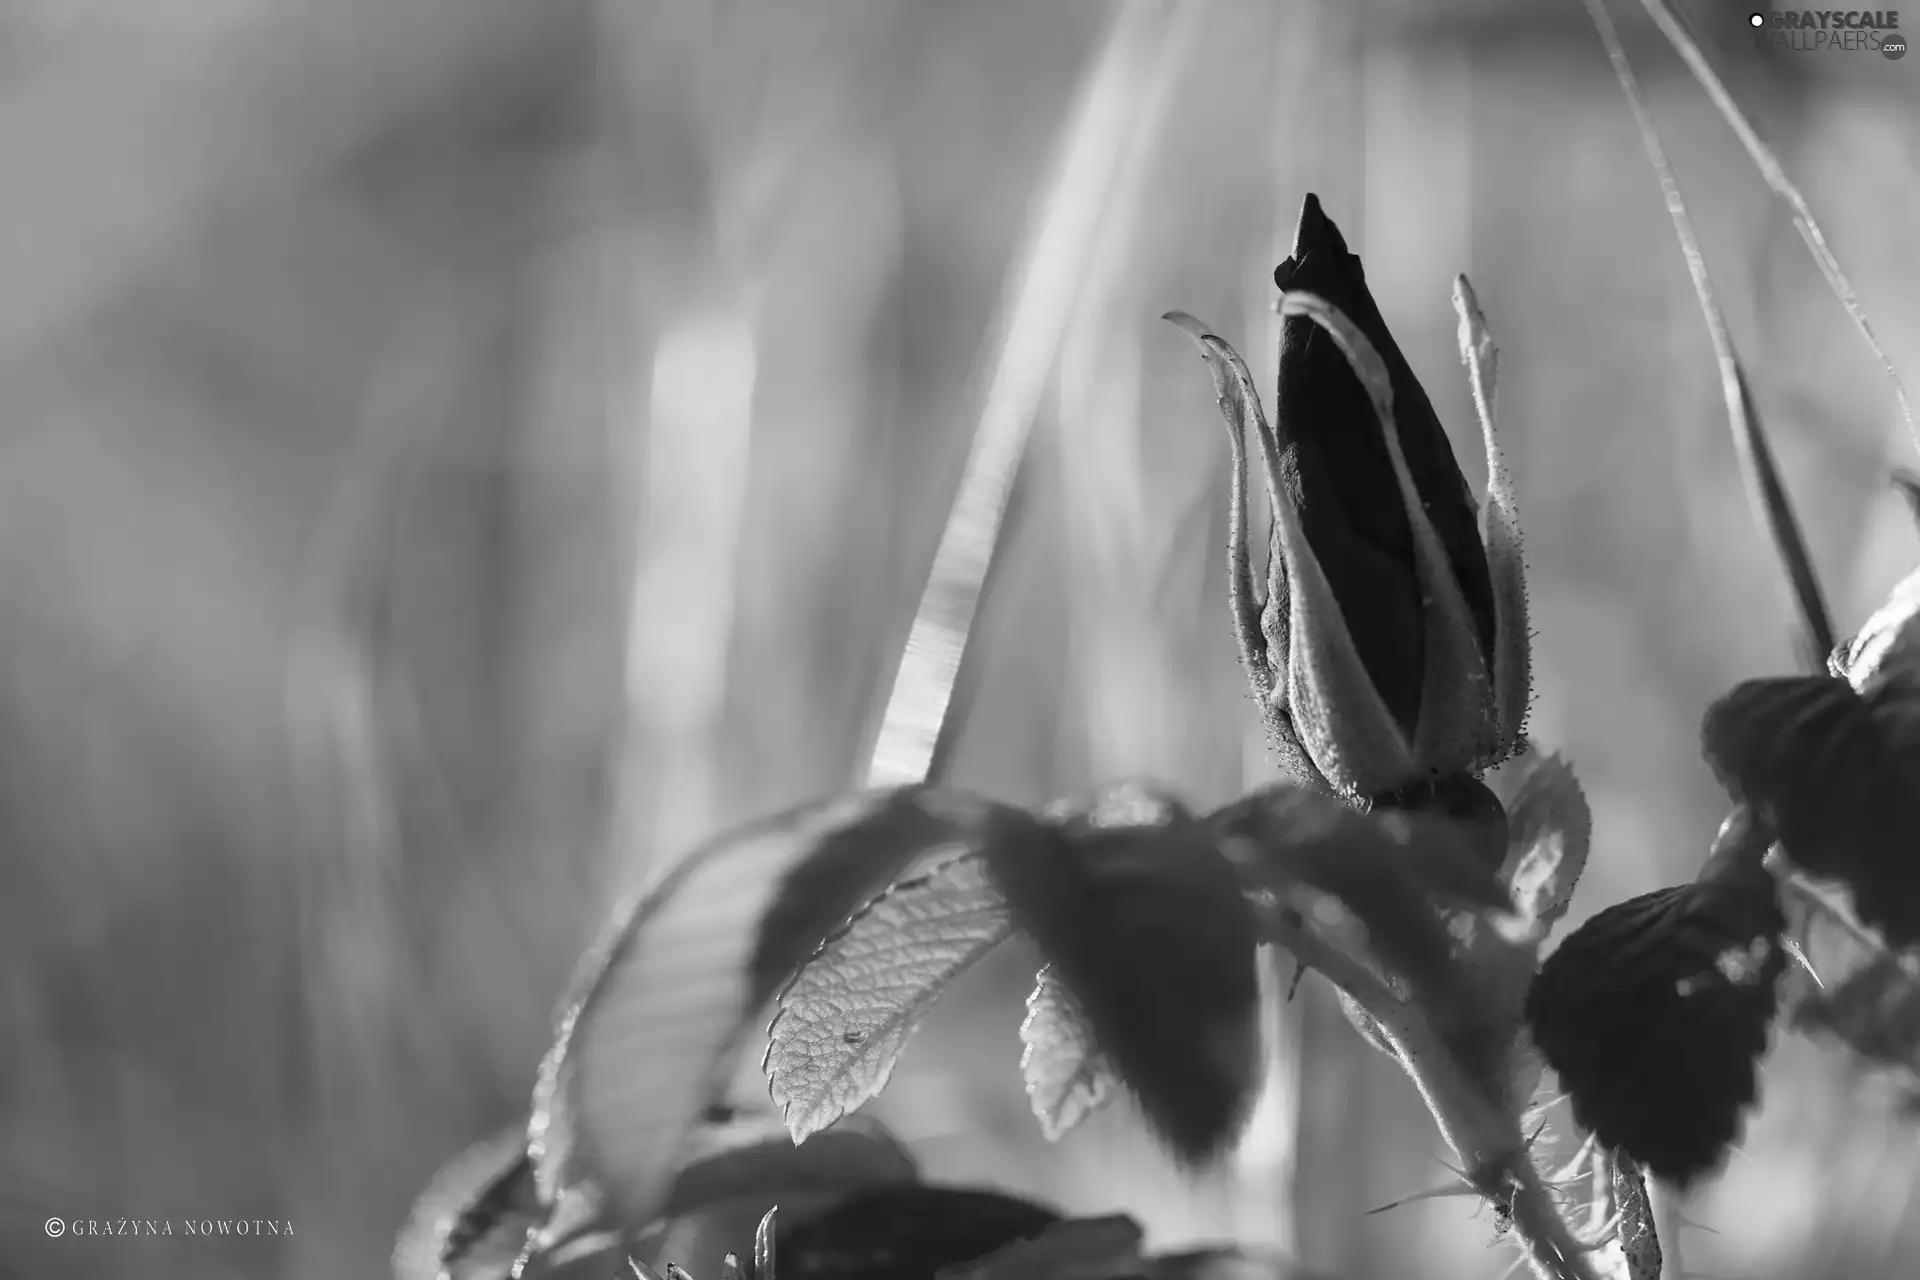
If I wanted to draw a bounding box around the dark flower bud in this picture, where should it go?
[1274,194,1499,740]
[1523,810,1786,1188]
[1167,195,1530,803]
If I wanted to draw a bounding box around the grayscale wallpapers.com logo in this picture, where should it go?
[1748,9,1907,58]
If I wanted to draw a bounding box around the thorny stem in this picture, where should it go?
[1247,876,1598,1280]
[1374,988,1601,1280]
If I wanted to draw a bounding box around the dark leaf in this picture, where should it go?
[1524,812,1785,1186]
[933,1215,1146,1280]
[531,787,1043,1228]
[1701,674,1920,948]
[766,851,1016,1142]
[774,1185,1064,1280]
[983,780,1262,1165]
[656,1111,918,1227]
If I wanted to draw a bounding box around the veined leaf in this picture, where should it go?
[1019,963,1117,1142]
[985,780,1262,1165]
[765,851,1017,1143]
[530,787,1044,1230]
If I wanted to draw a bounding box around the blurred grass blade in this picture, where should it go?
[1583,0,1835,667]
[1636,0,1917,456]
[863,0,1194,789]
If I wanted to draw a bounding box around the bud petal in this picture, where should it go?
[1164,310,1331,792]
[1453,274,1532,751]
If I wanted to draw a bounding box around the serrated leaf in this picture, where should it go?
[1524,816,1785,1188]
[1496,751,1591,942]
[393,1126,540,1280]
[531,787,1046,1230]
[1019,963,1117,1142]
[933,1214,1147,1280]
[774,1185,1064,1280]
[1701,674,1920,948]
[765,850,1017,1143]
[986,780,1262,1166]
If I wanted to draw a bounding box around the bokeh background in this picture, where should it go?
[0,0,1916,1277]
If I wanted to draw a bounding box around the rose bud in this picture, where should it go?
[1523,810,1786,1188]
[1167,194,1530,807]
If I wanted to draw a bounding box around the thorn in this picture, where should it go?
[1675,1208,1720,1236]
[1549,1131,1600,1186]
[720,1255,746,1280]
[1366,1179,1481,1215]
[1780,933,1824,988]
[627,1261,667,1280]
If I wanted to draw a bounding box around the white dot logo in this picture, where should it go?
[1748,11,1765,26]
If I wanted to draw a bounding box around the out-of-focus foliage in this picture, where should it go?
[0,1,1917,1278]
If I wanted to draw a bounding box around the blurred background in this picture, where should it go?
[0,0,1916,1277]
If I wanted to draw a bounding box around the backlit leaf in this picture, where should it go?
[1019,963,1117,1142]
[766,851,1017,1143]
[1495,750,1591,942]
[531,787,1044,1229]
